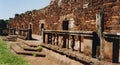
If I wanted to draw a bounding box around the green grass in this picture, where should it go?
[37,45,42,52]
[0,40,30,65]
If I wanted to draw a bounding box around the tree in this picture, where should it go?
[0,19,9,28]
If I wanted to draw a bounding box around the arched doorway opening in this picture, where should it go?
[28,22,33,39]
[39,20,45,35]
[29,23,32,29]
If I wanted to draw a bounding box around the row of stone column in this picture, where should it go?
[8,28,32,40]
[43,31,120,63]
[18,29,32,40]
[43,32,95,55]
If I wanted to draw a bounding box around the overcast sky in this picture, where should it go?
[0,0,50,20]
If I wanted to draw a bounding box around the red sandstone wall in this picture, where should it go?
[9,0,120,35]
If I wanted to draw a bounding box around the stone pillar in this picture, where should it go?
[119,39,120,63]
[96,11,104,59]
[66,35,69,49]
[48,33,52,44]
[56,34,59,45]
[14,28,16,35]
[28,29,32,40]
[112,38,119,63]
[71,35,75,51]
[93,32,100,58]
[19,30,22,35]
[43,32,45,43]
[62,34,67,48]
[52,34,55,45]
[41,28,44,40]
[54,33,58,45]
[78,35,81,52]
[62,34,69,48]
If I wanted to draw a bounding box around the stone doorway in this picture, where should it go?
[62,19,69,30]
[39,20,45,35]
[41,23,44,29]
[29,24,32,29]
[40,23,44,36]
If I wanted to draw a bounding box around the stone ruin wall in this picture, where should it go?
[9,0,120,34]
[9,0,120,62]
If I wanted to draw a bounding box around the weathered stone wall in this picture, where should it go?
[9,0,120,35]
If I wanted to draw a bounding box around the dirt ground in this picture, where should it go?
[6,35,61,65]
[23,35,60,65]
[21,55,59,65]
[8,42,60,65]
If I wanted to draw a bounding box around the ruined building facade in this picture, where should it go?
[10,0,120,34]
[9,0,120,63]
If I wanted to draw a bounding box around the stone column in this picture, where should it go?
[43,32,45,43]
[56,34,59,45]
[28,29,32,40]
[112,38,119,63]
[78,35,81,52]
[96,11,104,60]
[48,33,52,44]
[71,35,75,51]
[66,35,69,49]
[62,34,67,48]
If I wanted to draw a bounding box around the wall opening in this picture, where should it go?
[29,24,32,29]
[41,23,44,29]
[62,19,69,30]
[29,22,33,30]
[22,25,24,29]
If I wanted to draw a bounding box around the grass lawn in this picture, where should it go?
[0,39,30,65]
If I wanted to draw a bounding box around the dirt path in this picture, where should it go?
[21,55,59,65]
[8,42,59,65]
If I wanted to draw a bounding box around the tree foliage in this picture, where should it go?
[0,19,9,28]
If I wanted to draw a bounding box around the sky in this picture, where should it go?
[0,0,51,20]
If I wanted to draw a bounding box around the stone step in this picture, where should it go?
[2,36,16,41]
[17,38,40,47]
[23,41,40,47]
[18,35,27,40]
[17,42,39,51]
[11,44,45,57]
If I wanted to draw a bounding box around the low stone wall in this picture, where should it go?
[43,48,83,65]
